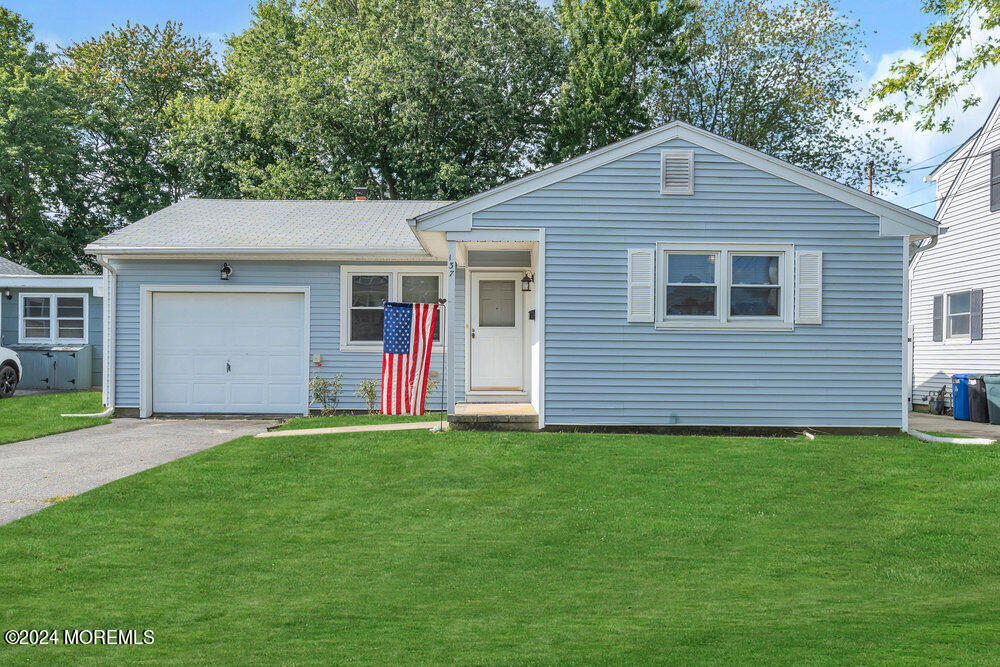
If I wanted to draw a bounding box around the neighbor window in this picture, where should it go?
[19,293,88,343]
[947,290,972,338]
[656,244,791,328]
[991,150,1000,212]
[341,268,444,349]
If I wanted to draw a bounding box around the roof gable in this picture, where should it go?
[413,121,938,237]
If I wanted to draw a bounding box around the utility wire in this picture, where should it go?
[905,179,995,210]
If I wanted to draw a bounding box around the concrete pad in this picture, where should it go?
[910,412,1000,440]
[0,418,271,526]
[257,421,443,438]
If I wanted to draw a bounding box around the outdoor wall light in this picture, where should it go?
[2,288,10,300]
[521,271,534,292]
[220,263,233,281]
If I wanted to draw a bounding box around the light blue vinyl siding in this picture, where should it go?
[0,287,103,388]
[473,138,904,427]
[111,260,463,411]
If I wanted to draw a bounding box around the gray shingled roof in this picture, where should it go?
[0,255,37,275]
[87,199,451,253]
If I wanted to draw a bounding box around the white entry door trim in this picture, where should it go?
[469,272,525,392]
[139,285,310,418]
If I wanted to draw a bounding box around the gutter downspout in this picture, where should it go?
[66,255,116,417]
[908,233,940,266]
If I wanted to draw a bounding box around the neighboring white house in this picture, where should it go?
[911,96,1000,405]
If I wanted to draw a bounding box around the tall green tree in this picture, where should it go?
[172,0,566,201]
[655,0,905,191]
[871,0,1000,132]
[60,22,219,226]
[0,8,94,272]
[542,0,695,164]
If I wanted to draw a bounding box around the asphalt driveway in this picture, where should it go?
[0,418,271,525]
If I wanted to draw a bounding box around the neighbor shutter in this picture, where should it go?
[627,248,655,323]
[932,295,944,342]
[794,250,822,324]
[971,288,984,340]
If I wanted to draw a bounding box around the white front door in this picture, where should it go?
[471,274,524,391]
[151,291,306,414]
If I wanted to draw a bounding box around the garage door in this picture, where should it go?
[151,291,306,414]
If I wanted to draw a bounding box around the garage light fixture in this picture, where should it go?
[220,263,233,281]
[2,288,10,300]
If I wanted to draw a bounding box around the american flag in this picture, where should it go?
[381,301,440,415]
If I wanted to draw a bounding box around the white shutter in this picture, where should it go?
[627,248,655,323]
[795,250,822,324]
[660,150,694,195]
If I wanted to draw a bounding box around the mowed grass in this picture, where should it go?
[277,412,443,430]
[0,391,108,445]
[3,431,1000,662]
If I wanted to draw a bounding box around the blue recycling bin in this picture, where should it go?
[952,373,972,420]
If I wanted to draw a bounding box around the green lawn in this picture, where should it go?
[0,391,108,445]
[3,430,1000,662]
[278,412,444,430]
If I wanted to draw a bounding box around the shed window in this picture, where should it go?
[947,290,972,338]
[341,268,445,350]
[655,244,793,329]
[991,150,1000,212]
[19,294,88,343]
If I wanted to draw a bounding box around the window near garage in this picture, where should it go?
[19,293,88,343]
[342,268,445,349]
[947,290,972,338]
[655,244,792,329]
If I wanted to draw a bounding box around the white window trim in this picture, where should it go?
[654,243,794,330]
[18,292,89,344]
[339,266,447,352]
[945,289,973,343]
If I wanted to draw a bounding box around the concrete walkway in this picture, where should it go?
[257,421,442,438]
[910,412,1000,439]
[0,418,271,526]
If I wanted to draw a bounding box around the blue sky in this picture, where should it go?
[10,0,998,215]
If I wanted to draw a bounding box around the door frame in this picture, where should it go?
[465,270,529,397]
[139,285,311,418]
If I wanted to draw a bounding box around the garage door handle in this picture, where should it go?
[226,361,231,373]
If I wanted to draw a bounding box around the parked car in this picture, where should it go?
[0,346,22,398]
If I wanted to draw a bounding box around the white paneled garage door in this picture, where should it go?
[151,291,306,414]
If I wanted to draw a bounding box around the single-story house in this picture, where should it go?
[0,256,104,391]
[86,122,938,430]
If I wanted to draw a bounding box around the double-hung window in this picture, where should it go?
[655,244,792,329]
[341,267,445,350]
[946,290,972,339]
[19,293,88,344]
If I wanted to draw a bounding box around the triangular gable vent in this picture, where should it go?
[660,149,694,195]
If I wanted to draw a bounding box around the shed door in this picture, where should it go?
[151,292,306,414]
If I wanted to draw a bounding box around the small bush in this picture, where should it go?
[356,378,379,414]
[309,373,343,415]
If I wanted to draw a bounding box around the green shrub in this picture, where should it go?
[309,373,343,415]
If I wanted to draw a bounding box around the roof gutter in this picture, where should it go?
[908,228,945,266]
[83,246,431,258]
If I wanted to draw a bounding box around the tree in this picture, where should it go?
[0,8,95,272]
[171,0,566,201]
[60,22,219,226]
[871,0,1000,132]
[543,0,695,164]
[654,0,904,192]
